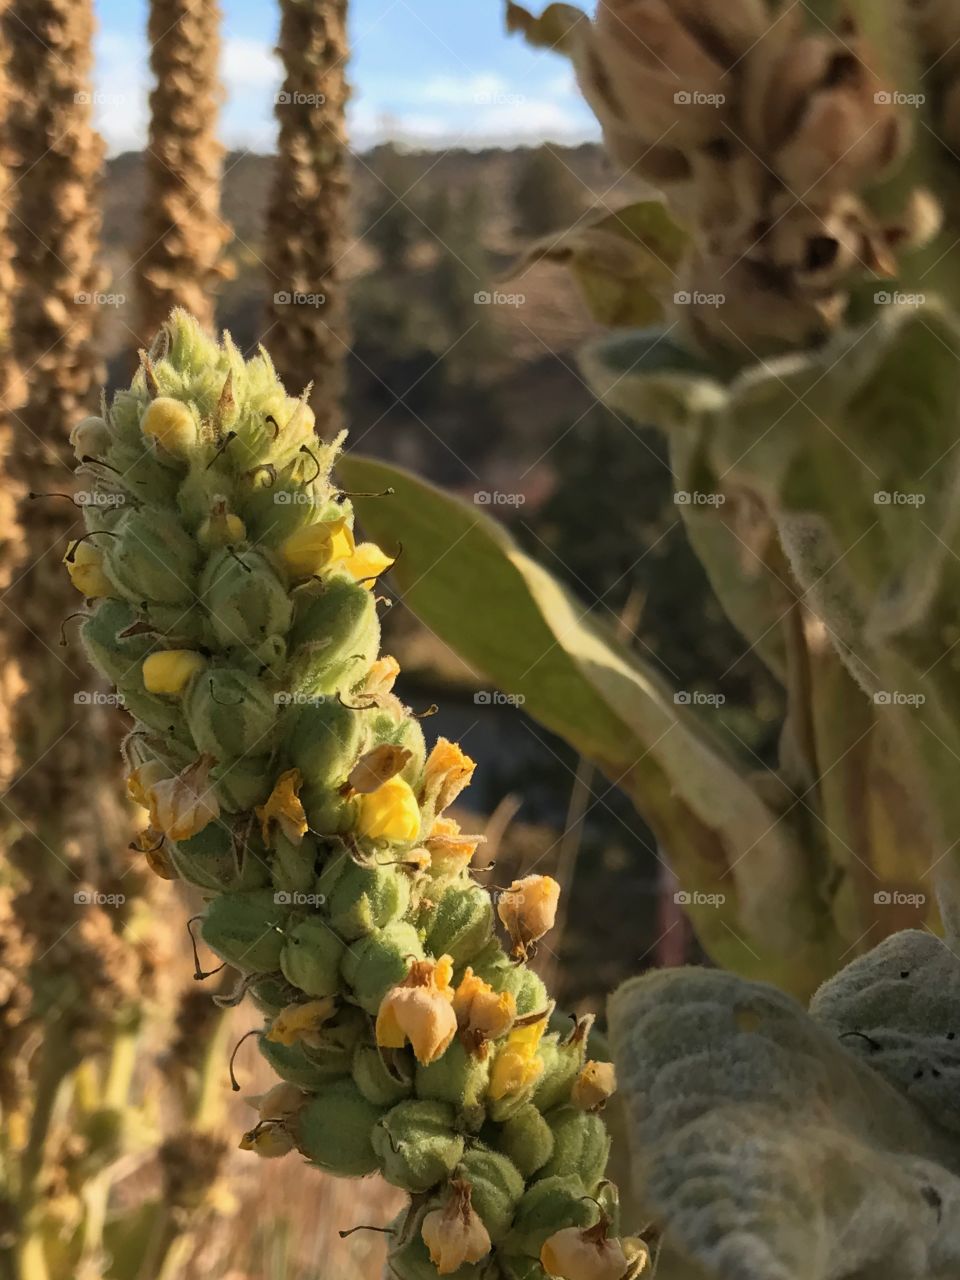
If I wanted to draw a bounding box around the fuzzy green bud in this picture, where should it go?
[200,889,289,973]
[352,1043,415,1106]
[280,917,345,997]
[106,508,199,604]
[341,921,424,1015]
[328,861,411,941]
[496,1104,556,1179]
[199,548,292,650]
[171,823,270,894]
[259,1007,366,1089]
[371,1099,465,1193]
[415,1038,489,1122]
[185,669,278,762]
[422,883,494,968]
[287,576,381,696]
[505,1177,596,1259]
[296,1079,384,1177]
[457,1147,525,1242]
[536,1107,610,1187]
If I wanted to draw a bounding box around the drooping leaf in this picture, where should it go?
[337,453,839,993]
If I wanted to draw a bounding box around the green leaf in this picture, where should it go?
[337,453,840,993]
[580,328,727,429]
[504,204,692,329]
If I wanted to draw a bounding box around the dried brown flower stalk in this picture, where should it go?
[137,0,233,340]
[263,0,351,435]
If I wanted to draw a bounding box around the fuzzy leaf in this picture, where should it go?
[338,453,837,992]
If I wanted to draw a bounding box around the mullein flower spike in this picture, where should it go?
[69,311,620,1278]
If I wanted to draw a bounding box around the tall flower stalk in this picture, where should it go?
[67,310,642,1280]
[136,0,232,340]
[264,0,351,436]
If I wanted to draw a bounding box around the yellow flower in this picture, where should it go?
[239,1121,295,1159]
[421,1180,492,1274]
[498,875,560,958]
[281,517,355,577]
[344,744,412,796]
[487,1017,546,1100]
[64,541,113,598]
[126,761,168,810]
[142,649,207,696]
[425,816,483,877]
[454,967,516,1056]
[255,768,308,846]
[356,775,421,843]
[267,997,337,1048]
[198,503,246,548]
[572,1060,618,1112]
[375,956,457,1065]
[420,738,476,812]
[141,396,197,458]
[541,1223,632,1280]
[340,541,395,587]
[145,755,220,842]
[363,655,401,699]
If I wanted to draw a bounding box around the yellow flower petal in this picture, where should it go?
[497,875,560,956]
[375,956,457,1065]
[488,1018,547,1100]
[141,396,197,458]
[363,655,401,698]
[345,744,412,795]
[454,967,516,1054]
[572,1060,618,1111]
[64,542,113,598]
[541,1225,630,1280]
[255,768,308,847]
[281,517,355,577]
[425,816,483,876]
[142,650,207,696]
[340,541,395,587]
[239,1121,295,1159]
[420,738,476,812]
[145,755,219,842]
[421,1181,492,1274]
[267,997,337,1047]
[356,774,421,843]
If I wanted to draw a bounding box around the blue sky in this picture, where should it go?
[93,0,600,154]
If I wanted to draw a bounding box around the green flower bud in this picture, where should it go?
[210,755,273,813]
[532,1035,586,1113]
[280,917,345,997]
[170,823,270,894]
[287,698,362,828]
[328,862,411,941]
[505,1177,595,1259]
[185,669,279,762]
[272,832,317,895]
[422,884,493,968]
[200,889,288,973]
[368,709,427,786]
[105,508,199,604]
[457,1147,525,1242]
[71,414,111,460]
[535,1107,610,1188]
[341,921,424,1015]
[250,973,301,1016]
[372,1100,465,1193]
[296,1078,385,1177]
[81,599,155,685]
[199,547,292,650]
[469,943,547,1016]
[415,1038,489,1118]
[352,1043,415,1106]
[495,1104,555,1179]
[498,1254,548,1280]
[288,577,380,696]
[259,1006,366,1088]
[114,684,192,744]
